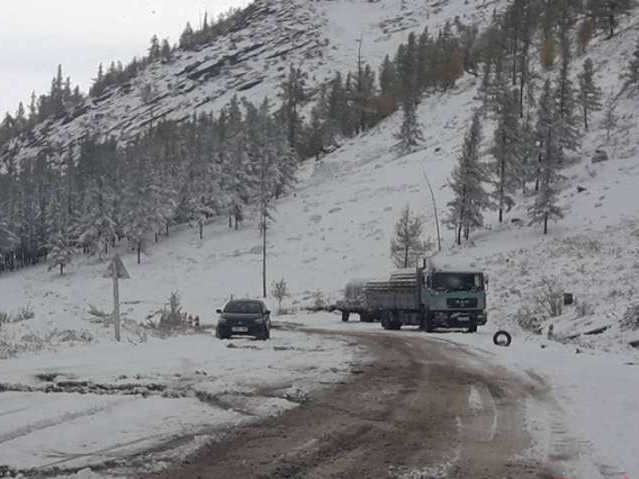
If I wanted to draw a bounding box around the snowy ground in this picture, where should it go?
[0,325,364,475]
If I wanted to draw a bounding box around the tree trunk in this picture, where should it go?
[199,221,203,240]
[607,16,614,39]
[234,215,239,230]
[166,224,169,236]
[404,244,409,268]
[544,214,548,235]
[457,224,462,246]
[498,153,506,223]
[60,263,64,276]
[137,241,141,265]
[262,219,267,298]
[584,105,589,131]
[229,215,232,228]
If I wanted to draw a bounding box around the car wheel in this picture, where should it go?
[381,311,393,330]
[256,325,270,340]
[342,311,350,322]
[217,328,230,340]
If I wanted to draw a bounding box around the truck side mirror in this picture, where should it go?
[216,309,222,314]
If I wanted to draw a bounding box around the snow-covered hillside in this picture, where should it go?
[1,0,501,165]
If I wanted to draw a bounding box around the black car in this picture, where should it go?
[215,300,271,340]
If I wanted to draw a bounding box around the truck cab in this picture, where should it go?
[423,270,487,332]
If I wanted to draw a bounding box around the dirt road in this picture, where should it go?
[148,330,553,479]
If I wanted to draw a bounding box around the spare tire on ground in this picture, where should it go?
[493,330,512,347]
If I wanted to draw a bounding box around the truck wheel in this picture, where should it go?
[468,322,478,333]
[341,311,350,322]
[381,311,393,330]
[424,313,434,333]
[359,313,371,322]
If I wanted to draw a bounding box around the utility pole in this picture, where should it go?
[113,264,121,341]
[421,166,442,252]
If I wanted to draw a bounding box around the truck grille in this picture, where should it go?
[447,298,478,309]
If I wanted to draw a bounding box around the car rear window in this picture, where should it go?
[224,301,262,313]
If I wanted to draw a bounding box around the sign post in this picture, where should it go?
[103,253,130,342]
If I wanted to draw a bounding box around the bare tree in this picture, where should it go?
[271,278,289,314]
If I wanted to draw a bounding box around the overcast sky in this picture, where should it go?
[0,0,251,116]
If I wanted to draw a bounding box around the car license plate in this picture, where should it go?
[232,327,248,333]
[457,316,469,322]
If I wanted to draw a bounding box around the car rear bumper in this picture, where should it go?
[217,323,265,337]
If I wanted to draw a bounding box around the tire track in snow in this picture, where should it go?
[0,397,136,446]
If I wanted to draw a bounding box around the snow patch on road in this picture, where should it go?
[467,385,483,413]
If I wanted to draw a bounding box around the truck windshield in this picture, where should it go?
[431,273,483,292]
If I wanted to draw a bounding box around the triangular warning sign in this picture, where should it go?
[103,253,130,279]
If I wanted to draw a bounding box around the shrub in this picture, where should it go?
[87,304,111,324]
[575,300,594,318]
[158,291,184,330]
[534,277,564,318]
[515,305,543,333]
[271,278,289,314]
[620,303,639,331]
[14,303,34,322]
[312,291,328,311]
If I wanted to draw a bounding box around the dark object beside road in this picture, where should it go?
[592,149,609,163]
[493,330,512,347]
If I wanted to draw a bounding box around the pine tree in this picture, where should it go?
[179,22,195,49]
[279,65,308,152]
[603,92,618,142]
[254,99,279,298]
[325,72,346,144]
[446,111,492,244]
[394,98,423,155]
[122,144,153,262]
[46,167,78,274]
[390,205,432,268]
[0,216,18,258]
[623,35,639,94]
[47,231,74,275]
[586,0,636,38]
[395,33,419,103]
[223,96,251,230]
[554,24,581,153]
[305,90,326,160]
[379,54,398,99]
[577,58,603,131]
[160,39,172,61]
[491,81,522,223]
[529,80,564,235]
